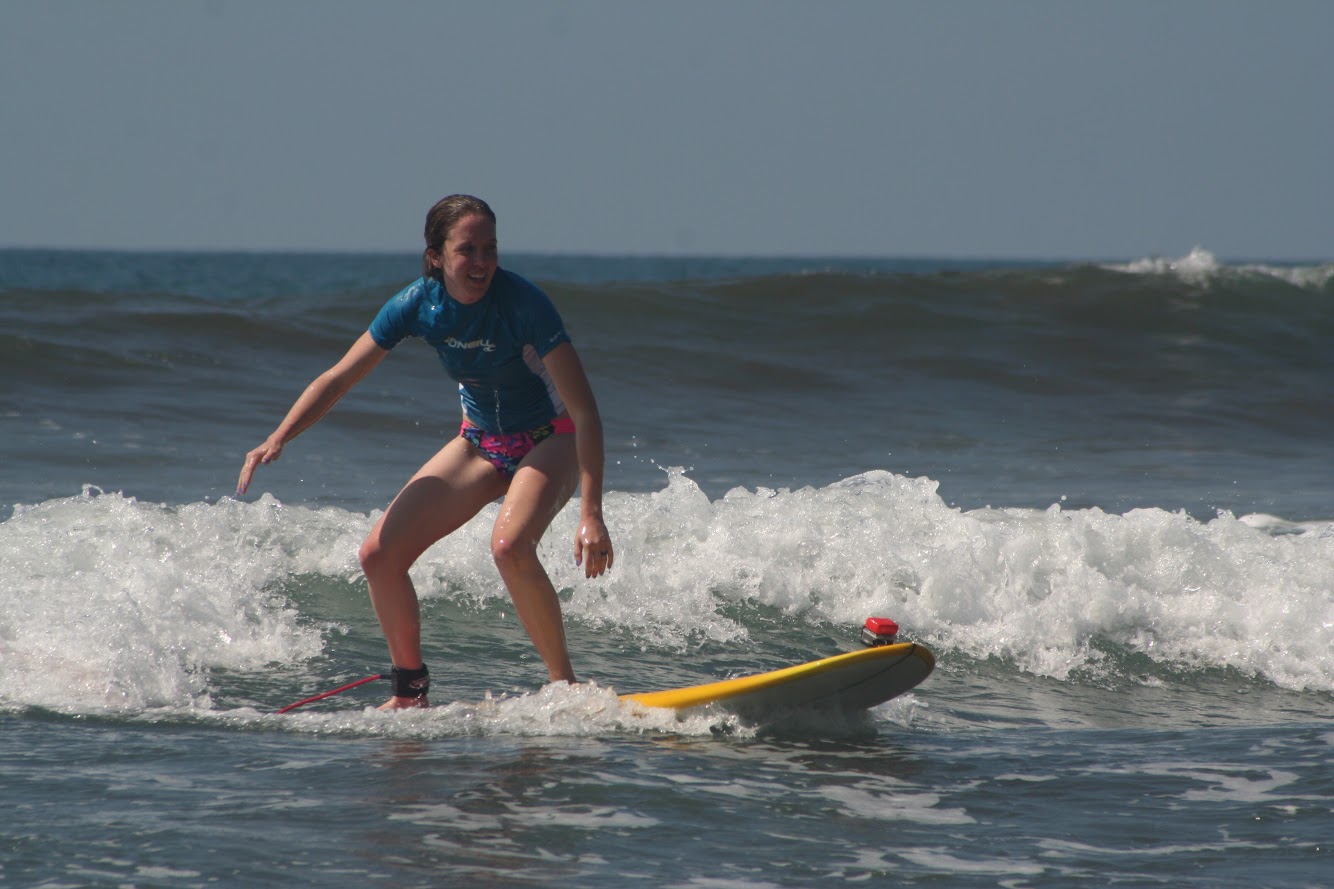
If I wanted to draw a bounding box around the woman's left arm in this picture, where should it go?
[544,342,613,577]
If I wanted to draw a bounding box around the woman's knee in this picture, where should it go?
[359,533,400,579]
[491,533,539,575]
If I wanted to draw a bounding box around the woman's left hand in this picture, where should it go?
[575,515,614,578]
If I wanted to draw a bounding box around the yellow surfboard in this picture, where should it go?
[620,641,934,721]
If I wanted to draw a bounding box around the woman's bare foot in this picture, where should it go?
[378,695,429,711]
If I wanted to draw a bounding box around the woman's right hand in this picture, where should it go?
[233,333,389,498]
[237,436,283,496]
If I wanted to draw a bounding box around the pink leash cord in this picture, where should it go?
[275,674,386,714]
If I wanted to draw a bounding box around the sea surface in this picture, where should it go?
[2,247,1331,887]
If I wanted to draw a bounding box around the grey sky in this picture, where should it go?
[2,1,1329,259]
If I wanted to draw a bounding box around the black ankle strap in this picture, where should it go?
[389,664,430,698]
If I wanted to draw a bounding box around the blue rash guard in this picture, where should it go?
[368,269,572,434]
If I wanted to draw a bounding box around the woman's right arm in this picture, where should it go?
[236,332,388,496]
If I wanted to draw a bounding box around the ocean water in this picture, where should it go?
[2,247,1332,887]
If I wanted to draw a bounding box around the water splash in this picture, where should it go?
[3,472,1332,720]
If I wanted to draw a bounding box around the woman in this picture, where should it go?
[236,195,613,709]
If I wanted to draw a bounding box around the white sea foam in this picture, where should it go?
[229,681,730,740]
[1107,247,1334,289]
[546,469,1334,692]
[3,470,1332,717]
[1110,246,1224,281]
[0,489,329,712]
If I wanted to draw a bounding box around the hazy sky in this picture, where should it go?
[3,1,1330,259]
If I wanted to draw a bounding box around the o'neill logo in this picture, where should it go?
[445,337,497,352]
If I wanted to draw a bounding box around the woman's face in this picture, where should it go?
[433,214,498,304]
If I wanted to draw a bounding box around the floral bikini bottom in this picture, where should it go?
[460,417,575,476]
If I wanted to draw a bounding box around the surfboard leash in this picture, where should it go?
[275,664,431,713]
[275,673,386,714]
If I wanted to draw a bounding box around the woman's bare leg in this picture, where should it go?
[359,436,506,707]
[491,433,580,683]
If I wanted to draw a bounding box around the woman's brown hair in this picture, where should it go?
[422,195,497,281]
